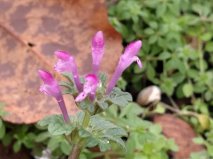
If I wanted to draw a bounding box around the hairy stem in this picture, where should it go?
[68,111,90,159]
[68,144,82,159]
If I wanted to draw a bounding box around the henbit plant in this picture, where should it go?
[37,31,142,159]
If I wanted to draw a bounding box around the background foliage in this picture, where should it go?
[109,0,213,158]
[0,0,213,158]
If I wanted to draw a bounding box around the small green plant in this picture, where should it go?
[37,31,142,158]
[104,103,178,159]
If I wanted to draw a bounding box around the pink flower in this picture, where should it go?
[54,51,82,92]
[38,70,70,122]
[75,74,99,102]
[107,40,143,94]
[91,31,104,74]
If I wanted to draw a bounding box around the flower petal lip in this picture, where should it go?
[54,51,83,92]
[84,74,99,93]
[38,69,55,84]
[106,40,143,94]
[75,92,87,102]
[38,69,61,98]
[55,50,71,61]
[123,40,142,57]
[38,69,70,122]
[75,74,99,102]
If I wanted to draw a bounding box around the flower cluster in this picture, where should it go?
[38,31,142,122]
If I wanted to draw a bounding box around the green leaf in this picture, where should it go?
[78,128,91,138]
[105,127,127,137]
[182,83,193,97]
[148,35,158,44]
[48,120,75,136]
[205,42,213,52]
[119,102,144,118]
[158,51,171,60]
[90,115,118,130]
[107,87,132,107]
[38,115,75,136]
[117,77,127,90]
[200,33,212,41]
[167,139,178,151]
[98,140,111,152]
[190,151,209,159]
[165,58,185,74]
[153,104,166,114]
[156,4,167,17]
[37,115,56,127]
[103,135,126,150]
[88,115,127,151]
[78,99,95,113]
[35,132,50,142]
[47,137,60,151]
[98,72,107,88]
[160,77,176,96]
[13,141,22,153]
[193,137,205,144]
[61,72,74,83]
[2,133,13,146]
[148,125,162,135]
[0,119,5,139]
[144,28,155,35]
[60,140,72,155]
[97,100,109,110]
[146,63,156,81]
[60,81,77,95]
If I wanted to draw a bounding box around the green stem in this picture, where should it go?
[68,144,82,159]
[68,111,90,159]
[198,39,204,74]
[162,102,198,117]
[82,111,90,128]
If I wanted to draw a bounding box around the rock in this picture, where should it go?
[137,85,161,106]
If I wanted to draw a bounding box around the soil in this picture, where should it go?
[0,143,32,159]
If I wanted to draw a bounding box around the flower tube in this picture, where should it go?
[91,31,104,74]
[106,40,143,94]
[38,70,70,122]
[54,51,82,92]
[75,74,99,102]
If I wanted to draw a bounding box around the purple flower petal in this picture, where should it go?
[38,69,70,122]
[75,92,87,102]
[38,70,55,84]
[123,40,142,58]
[75,74,99,102]
[54,51,82,92]
[106,40,143,94]
[92,31,105,74]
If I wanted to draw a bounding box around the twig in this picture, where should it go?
[167,96,179,109]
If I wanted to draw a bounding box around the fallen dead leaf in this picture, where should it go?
[154,114,205,159]
[0,0,122,124]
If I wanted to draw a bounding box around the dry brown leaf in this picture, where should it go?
[0,0,122,124]
[154,114,205,159]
